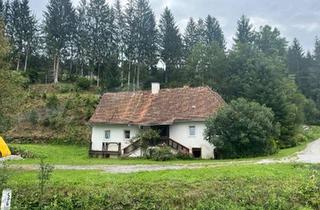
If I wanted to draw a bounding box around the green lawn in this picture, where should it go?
[6,163,320,209]
[8,125,320,166]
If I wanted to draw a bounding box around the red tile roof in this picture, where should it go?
[89,86,225,125]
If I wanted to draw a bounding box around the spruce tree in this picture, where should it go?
[159,7,182,84]
[184,17,198,57]
[287,38,304,75]
[234,15,255,45]
[44,0,76,83]
[0,0,4,20]
[256,25,287,57]
[205,15,225,48]
[114,0,125,87]
[20,0,37,72]
[87,0,117,88]
[134,0,157,89]
[195,18,206,44]
[75,0,89,76]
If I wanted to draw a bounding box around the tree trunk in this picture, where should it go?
[24,51,29,72]
[128,61,131,90]
[81,63,84,77]
[16,53,20,71]
[133,65,136,91]
[53,55,56,83]
[97,63,100,87]
[121,68,123,88]
[137,64,140,90]
[54,55,60,84]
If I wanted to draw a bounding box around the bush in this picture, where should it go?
[205,98,280,159]
[76,77,91,91]
[27,109,39,125]
[57,83,75,93]
[9,146,39,158]
[135,129,161,151]
[46,94,59,109]
[175,152,194,160]
[146,146,175,161]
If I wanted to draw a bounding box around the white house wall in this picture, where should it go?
[91,124,140,151]
[91,122,215,159]
[169,122,215,159]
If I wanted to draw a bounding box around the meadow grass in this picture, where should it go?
[7,163,320,209]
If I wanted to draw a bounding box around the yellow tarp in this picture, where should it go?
[0,136,11,157]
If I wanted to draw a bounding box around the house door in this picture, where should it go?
[192,148,202,158]
[151,125,169,138]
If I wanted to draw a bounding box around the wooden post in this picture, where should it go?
[118,143,121,156]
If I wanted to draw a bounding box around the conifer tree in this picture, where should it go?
[159,7,182,83]
[20,0,37,72]
[184,17,198,57]
[255,25,287,57]
[0,0,4,20]
[44,0,76,83]
[205,15,225,48]
[114,0,125,87]
[234,15,255,45]
[195,18,206,44]
[287,38,304,75]
[134,0,157,89]
[75,0,89,76]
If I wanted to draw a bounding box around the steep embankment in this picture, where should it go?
[5,84,99,145]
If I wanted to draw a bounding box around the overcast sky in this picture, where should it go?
[30,0,320,51]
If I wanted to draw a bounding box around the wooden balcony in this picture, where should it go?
[89,142,121,158]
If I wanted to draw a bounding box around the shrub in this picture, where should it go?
[46,94,59,109]
[135,129,161,151]
[27,109,39,125]
[146,146,175,161]
[76,77,91,91]
[205,98,280,159]
[57,83,75,93]
[175,152,194,160]
[9,146,39,158]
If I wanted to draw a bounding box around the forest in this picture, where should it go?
[1,0,320,151]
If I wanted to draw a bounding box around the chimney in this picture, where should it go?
[151,82,160,94]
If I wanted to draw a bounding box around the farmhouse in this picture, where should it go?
[89,83,224,159]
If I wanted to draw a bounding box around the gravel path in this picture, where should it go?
[3,139,320,173]
[296,139,320,163]
[8,161,250,174]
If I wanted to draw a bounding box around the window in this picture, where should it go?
[124,130,131,139]
[105,130,110,139]
[189,126,196,136]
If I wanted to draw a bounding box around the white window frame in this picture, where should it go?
[189,126,196,136]
[105,130,111,139]
[124,130,131,139]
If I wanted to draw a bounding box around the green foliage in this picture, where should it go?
[45,94,59,109]
[135,129,161,151]
[225,43,303,147]
[183,42,227,90]
[145,146,175,161]
[0,70,26,132]
[206,98,280,158]
[7,164,320,209]
[38,158,54,209]
[0,161,9,191]
[27,109,39,125]
[76,77,91,91]
[9,145,38,158]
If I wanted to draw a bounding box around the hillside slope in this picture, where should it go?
[5,84,99,145]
